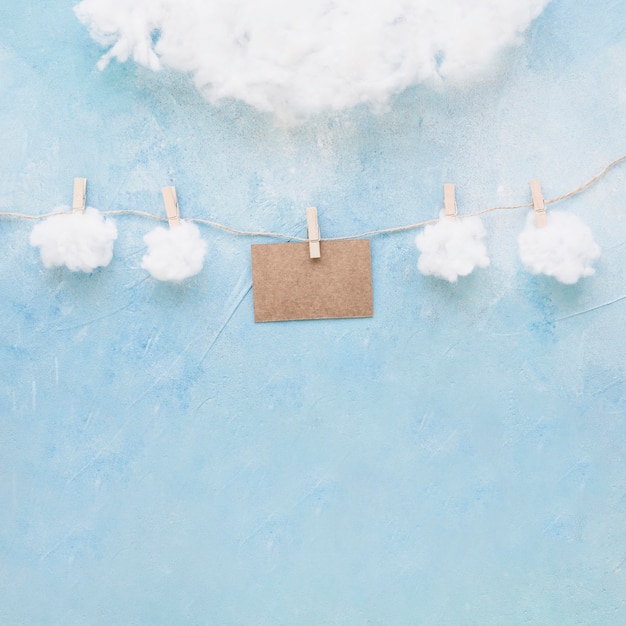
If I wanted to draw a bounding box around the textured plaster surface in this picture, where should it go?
[1,1,626,623]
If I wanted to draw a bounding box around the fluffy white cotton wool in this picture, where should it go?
[74,0,549,118]
[518,211,601,284]
[141,221,207,281]
[416,214,490,282]
[30,208,118,272]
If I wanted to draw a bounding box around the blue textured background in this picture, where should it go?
[1,1,626,624]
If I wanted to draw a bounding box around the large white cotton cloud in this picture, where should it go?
[415,214,490,282]
[141,221,207,281]
[30,208,117,272]
[518,211,601,284]
[74,0,549,118]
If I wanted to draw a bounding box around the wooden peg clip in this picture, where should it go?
[72,178,87,213]
[444,183,457,220]
[162,186,181,228]
[306,206,321,259]
[530,179,547,228]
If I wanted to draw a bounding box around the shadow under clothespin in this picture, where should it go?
[162,186,181,228]
[530,179,547,228]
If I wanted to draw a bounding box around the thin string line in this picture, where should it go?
[546,154,626,205]
[1,154,624,240]
[324,217,441,241]
[0,210,72,220]
[188,217,307,241]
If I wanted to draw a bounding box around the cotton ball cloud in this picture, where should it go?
[141,221,207,281]
[30,208,117,272]
[518,211,601,284]
[74,0,549,119]
[415,214,490,282]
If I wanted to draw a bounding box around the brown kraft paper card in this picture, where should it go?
[251,240,373,322]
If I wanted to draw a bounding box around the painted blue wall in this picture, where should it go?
[1,1,626,623]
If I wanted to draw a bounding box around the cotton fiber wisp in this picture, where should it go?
[415,214,490,282]
[141,221,207,281]
[30,208,118,272]
[518,211,601,284]
[74,0,549,119]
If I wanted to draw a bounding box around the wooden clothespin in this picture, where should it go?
[72,178,87,213]
[443,183,457,220]
[162,186,181,228]
[306,206,321,258]
[530,179,547,228]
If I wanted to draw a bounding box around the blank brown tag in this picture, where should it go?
[251,240,373,322]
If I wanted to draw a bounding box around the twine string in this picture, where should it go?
[1,155,624,241]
